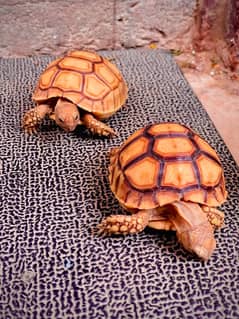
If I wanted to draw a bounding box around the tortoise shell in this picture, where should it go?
[109,122,227,210]
[33,50,128,119]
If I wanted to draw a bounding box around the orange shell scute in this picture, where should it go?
[153,137,195,157]
[194,135,220,162]
[103,58,123,80]
[148,122,189,135]
[32,50,128,117]
[119,136,148,168]
[53,71,83,90]
[155,190,181,207]
[62,92,83,105]
[94,63,119,89]
[103,91,115,112]
[113,87,122,108]
[84,74,110,99]
[59,57,93,72]
[39,67,58,89]
[196,155,222,186]
[162,161,196,188]
[109,122,227,210]
[183,188,206,203]
[125,157,159,190]
[79,97,93,110]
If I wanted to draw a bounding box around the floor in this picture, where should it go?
[175,55,239,166]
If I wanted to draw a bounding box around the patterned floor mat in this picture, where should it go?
[0,49,238,319]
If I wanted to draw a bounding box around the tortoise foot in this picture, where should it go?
[22,109,42,134]
[82,114,117,137]
[98,213,148,235]
[90,122,116,137]
[202,206,225,229]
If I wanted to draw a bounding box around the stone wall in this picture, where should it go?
[0,0,195,57]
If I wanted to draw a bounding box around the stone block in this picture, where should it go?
[0,0,195,56]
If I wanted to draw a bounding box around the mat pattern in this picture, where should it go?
[0,49,238,319]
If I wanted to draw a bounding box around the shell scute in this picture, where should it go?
[124,157,160,190]
[153,137,195,157]
[162,161,197,189]
[53,71,83,91]
[196,155,222,186]
[39,67,57,89]
[148,122,189,135]
[94,63,119,89]
[119,136,149,169]
[59,57,93,73]
[84,73,110,99]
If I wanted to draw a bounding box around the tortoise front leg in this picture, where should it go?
[97,210,150,235]
[201,205,225,229]
[22,104,53,134]
[81,113,116,137]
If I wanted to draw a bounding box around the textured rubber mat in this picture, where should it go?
[0,49,238,319]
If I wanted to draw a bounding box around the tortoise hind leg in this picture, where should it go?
[81,113,116,137]
[22,104,53,134]
[167,201,216,260]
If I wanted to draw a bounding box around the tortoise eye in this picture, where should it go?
[74,115,79,120]
[59,118,64,123]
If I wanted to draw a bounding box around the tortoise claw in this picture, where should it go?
[28,126,38,135]
[90,125,117,137]
[102,128,118,138]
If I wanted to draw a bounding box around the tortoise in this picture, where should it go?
[22,50,128,136]
[98,122,227,260]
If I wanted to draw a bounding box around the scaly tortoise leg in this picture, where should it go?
[22,104,53,134]
[201,205,225,229]
[81,113,117,137]
[98,210,150,235]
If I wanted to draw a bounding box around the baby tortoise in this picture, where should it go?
[23,50,128,136]
[98,122,227,260]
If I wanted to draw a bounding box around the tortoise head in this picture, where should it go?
[54,98,82,132]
